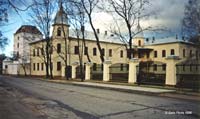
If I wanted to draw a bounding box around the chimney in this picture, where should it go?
[105,31,107,35]
[152,36,155,43]
[146,38,149,42]
[176,34,178,39]
[182,36,185,41]
[96,29,100,34]
[81,26,85,32]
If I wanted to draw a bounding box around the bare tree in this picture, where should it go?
[79,0,105,63]
[182,0,200,45]
[29,0,56,79]
[104,0,155,59]
[67,0,91,81]
[0,1,9,51]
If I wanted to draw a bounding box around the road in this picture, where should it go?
[0,75,199,119]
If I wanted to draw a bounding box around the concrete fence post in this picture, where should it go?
[61,66,65,77]
[71,62,79,79]
[103,60,112,82]
[165,56,180,86]
[128,58,139,83]
[85,62,92,80]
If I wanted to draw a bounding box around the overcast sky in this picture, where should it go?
[1,0,188,56]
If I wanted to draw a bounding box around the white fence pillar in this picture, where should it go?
[103,60,112,82]
[85,62,92,80]
[128,58,139,83]
[71,62,78,79]
[61,66,65,77]
[165,56,180,86]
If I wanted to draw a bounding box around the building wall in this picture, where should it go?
[145,43,200,64]
[29,25,200,77]
[30,36,128,76]
[14,32,42,63]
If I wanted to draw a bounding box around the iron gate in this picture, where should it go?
[137,63,166,86]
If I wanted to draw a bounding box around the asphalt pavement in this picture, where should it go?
[0,75,199,119]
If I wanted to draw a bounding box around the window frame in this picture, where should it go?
[57,43,61,53]
[57,62,61,71]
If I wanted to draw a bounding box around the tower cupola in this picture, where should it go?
[53,2,68,26]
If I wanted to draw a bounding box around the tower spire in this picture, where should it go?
[59,0,63,11]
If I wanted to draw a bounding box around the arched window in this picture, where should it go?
[138,40,141,46]
[171,49,175,55]
[57,27,61,36]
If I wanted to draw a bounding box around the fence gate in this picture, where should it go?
[176,64,200,90]
[91,64,103,80]
[76,65,85,79]
[109,63,129,82]
[137,62,166,86]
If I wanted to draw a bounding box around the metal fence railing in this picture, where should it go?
[136,64,166,86]
[176,64,200,90]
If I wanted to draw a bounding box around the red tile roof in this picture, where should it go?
[15,25,42,35]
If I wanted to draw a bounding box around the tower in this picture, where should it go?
[14,25,42,63]
[132,14,144,47]
[52,2,69,38]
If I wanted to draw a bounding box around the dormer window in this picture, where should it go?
[57,27,61,36]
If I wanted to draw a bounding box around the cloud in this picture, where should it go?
[92,0,188,37]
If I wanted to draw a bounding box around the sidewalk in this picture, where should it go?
[71,82,175,94]
[47,79,200,101]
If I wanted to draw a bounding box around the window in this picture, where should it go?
[41,48,44,55]
[138,52,142,58]
[196,65,198,71]
[109,49,112,57]
[41,63,44,71]
[120,50,123,58]
[196,50,199,60]
[93,63,97,71]
[190,50,192,57]
[127,49,131,58]
[17,43,19,48]
[170,49,175,55]
[5,65,8,69]
[37,63,39,71]
[57,27,61,36]
[84,47,88,55]
[74,46,79,54]
[153,64,157,71]
[57,43,61,53]
[102,48,105,56]
[57,62,61,71]
[17,52,19,58]
[33,49,35,56]
[162,64,166,71]
[190,64,192,71]
[147,52,150,58]
[93,48,97,56]
[120,64,124,71]
[37,48,40,56]
[183,65,185,71]
[50,62,53,70]
[183,49,186,58]
[101,64,103,71]
[138,40,141,46]
[49,47,53,54]
[126,64,129,70]
[154,51,157,58]
[33,63,35,71]
[162,50,166,57]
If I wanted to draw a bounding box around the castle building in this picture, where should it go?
[3,5,200,86]
[3,25,42,75]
